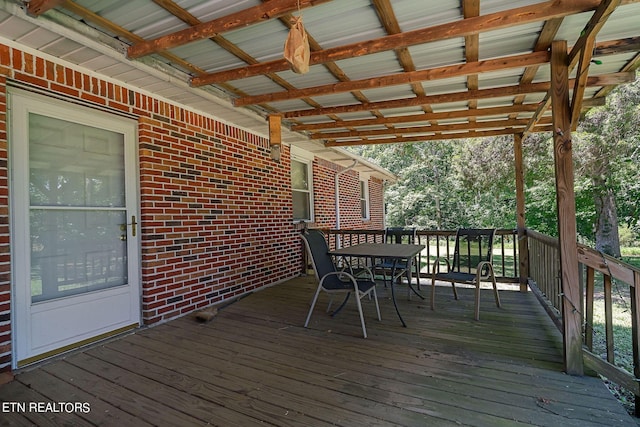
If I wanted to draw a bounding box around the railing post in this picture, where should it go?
[514,134,529,293]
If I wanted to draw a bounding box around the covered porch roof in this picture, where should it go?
[5,0,640,153]
[1,276,635,425]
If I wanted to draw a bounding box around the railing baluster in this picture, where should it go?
[604,274,615,364]
[585,266,595,351]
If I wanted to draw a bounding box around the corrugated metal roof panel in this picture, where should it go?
[362,86,418,103]
[361,84,419,101]
[276,66,340,88]
[480,0,547,14]
[479,22,541,59]
[409,38,465,69]
[223,20,288,62]
[303,0,386,48]
[170,39,239,72]
[598,2,640,40]
[228,74,287,96]
[395,0,462,31]
[334,51,402,80]
[431,101,469,112]
[422,76,468,94]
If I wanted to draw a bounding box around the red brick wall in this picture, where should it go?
[0,43,385,371]
[312,158,384,230]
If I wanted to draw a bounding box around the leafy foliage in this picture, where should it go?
[349,73,640,248]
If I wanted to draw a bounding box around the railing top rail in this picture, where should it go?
[527,228,640,286]
[577,243,639,287]
[526,229,560,248]
[323,228,516,236]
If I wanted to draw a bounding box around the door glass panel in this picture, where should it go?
[30,210,127,303]
[28,113,128,303]
[29,113,125,207]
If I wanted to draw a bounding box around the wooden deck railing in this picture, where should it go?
[527,229,640,415]
[323,228,519,282]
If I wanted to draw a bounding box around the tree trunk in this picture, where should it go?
[594,184,621,257]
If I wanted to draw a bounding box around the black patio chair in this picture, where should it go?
[430,228,501,320]
[374,227,420,292]
[300,229,381,338]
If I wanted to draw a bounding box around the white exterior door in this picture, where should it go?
[10,90,140,367]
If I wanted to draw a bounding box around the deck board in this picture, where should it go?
[0,276,635,426]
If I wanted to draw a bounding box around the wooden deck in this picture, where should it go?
[1,276,636,426]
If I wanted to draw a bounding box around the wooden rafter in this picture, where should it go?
[324,127,553,147]
[463,0,480,121]
[235,51,551,107]
[191,0,602,87]
[310,118,540,140]
[292,104,541,132]
[593,36,640,55]
[127,0,332,59]
[283,72,634,119]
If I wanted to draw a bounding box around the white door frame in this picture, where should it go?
[9,89,141,368]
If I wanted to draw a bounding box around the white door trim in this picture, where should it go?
[9,88,141,368]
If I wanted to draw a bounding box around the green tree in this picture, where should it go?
[576,74,640,256]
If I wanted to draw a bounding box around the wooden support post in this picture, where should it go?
[632,271,640,416]
[268,114,282,162]
[551,40,583,376]
[514,133,529,292]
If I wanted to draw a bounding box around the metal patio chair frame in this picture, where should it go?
[300,229,381,338]
[430,228,501,320]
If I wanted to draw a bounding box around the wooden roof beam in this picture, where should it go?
[282,72,633,118]
[127,0,332,59]
[310,118,535,139]
[293,104,541,132]
[594,36,640,56]
[324,127,552,147]
[463,0,480,118]
[191,0,601,86]
[235,51,550,107]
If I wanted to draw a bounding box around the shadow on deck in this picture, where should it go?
[0,276,635,426]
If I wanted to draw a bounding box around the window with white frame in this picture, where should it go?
[360,180,370,219]
[291,157,313,221]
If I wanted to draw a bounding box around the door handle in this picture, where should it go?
[130,215,137,237]
[120,216,137,237]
